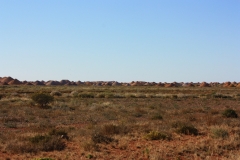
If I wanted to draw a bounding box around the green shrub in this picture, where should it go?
[31,93,54,108]
[145,131,171,140]
[222,109,238,118]
[176,125,198,135]
[211,128,229,139]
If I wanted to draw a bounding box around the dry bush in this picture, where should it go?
[50,91,62,96]
[101,123,129,135]
[78,93,94,98]
[150,113,163,120]
[176,124,198,135]
[6,134,66,153]
[211,127,229,139]
[91,131,114,144]
[144,131,171,140]
[82,140,99,151]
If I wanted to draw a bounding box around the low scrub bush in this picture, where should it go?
[29,134,66,151]
[91,131,114,144]
[151,114,163,120]
[222,109,238,118]
[176,124,198,135]
[96,93,105,98]
[82,140,99,151]
[171,121,186,128]
[49,129,69,140]
[70,91,78,97]
[50,91,62,96]
[211,127,229,139]
[7,134,66,153]
[145,131,171,140]
[78,93,94,98]
[101,124,129,135]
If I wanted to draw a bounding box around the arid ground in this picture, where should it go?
[1,84,240,160]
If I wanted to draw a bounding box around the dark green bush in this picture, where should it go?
[31,93,54,108]
[222,109,238,118]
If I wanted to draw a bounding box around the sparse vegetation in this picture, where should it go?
[0,85,240,159]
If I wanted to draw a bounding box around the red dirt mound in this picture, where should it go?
[24,82,33,85]
[228,83,236,87]
[236,83,240,88]
[45,81,60,85]
[199,82,210,87]
[60,80,70,85]
[164,83,175,87]
[1,77,14,83]
[33,81,45,85]
[8,79,22,85]
[223,82,231,87]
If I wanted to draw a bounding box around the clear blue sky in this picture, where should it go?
[0,0,239,82]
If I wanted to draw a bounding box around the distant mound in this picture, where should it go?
[33,81,45,85]
[164,83,175,87]
[199,82,210,87]
[1,77,14,83]
[24,82,33,85]
[45,81,60,85]
[236,83,240,88]
[8,79,22,85]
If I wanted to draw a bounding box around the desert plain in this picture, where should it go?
[1,77,240,160]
